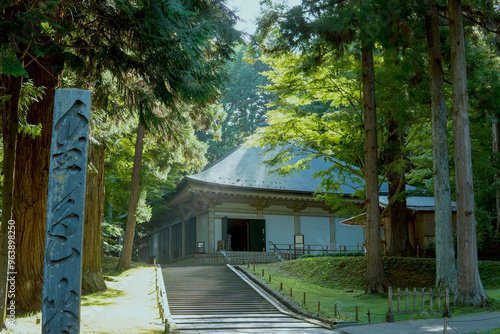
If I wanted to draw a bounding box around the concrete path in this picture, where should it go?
[162,265,337,333]
[339,311,500,334]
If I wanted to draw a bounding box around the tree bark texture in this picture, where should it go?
[448,0,485,305]
[493,121,500,232]
[362,47,387,294]
[117,123,145,271]
[82,143,107,294]
[384,120,412,257]
[0,75,22,328]
[12,56,59,312]
[426,0,457,292]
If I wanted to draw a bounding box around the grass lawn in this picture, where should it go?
[250,257,500,324]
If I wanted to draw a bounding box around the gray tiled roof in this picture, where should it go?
[187,145,414,196]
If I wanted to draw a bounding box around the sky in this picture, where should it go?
[227,0,301,36]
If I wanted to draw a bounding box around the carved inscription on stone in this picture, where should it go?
[42,89,90,334]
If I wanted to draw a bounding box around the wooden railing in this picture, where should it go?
[268,242,365,259]
[386,286,450,322]
[155,264,177,333]
[203,251,284,265]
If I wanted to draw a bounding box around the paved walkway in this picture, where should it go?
[162,265,336,333]
[339,311,500,334]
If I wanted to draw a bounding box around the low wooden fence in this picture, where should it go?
[269,243,365,259]
[386,286,450,322]
[203,251,283,265]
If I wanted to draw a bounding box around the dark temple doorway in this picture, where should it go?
[223,218,266,252]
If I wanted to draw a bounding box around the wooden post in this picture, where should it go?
[430,287,433,312]
[307,245,310,254]
[355,306,359,322]
[318,301,320,312]
[262,269,265,277]
[322,247,325,255]
[334,304,337,317]
[290,288,293,297]
[357,242,359,253]
[422,288,425,311]
[405,288,409,311]
[444,317,448,334]
[367,310,371,323]
[437,288,441,312]
[388,286,392,313]
[413,288,417,311]
[253,263,255,272]
[339,245,342,253]
[387,286,394,322]
[280,282,283,290]
[269,275,271,282]
[397,288,401,311]
[303,292,306,305]
[445,288,450,317]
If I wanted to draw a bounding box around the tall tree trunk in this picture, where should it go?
[82,143,107,294]
[12,56,59,312]
[362,47,387,294]
[117,123,145,271]
[0,75,22,329]
[426,0,457,292]
[493,120,500,232]
[385,120,412,257]
[448,0,485,305]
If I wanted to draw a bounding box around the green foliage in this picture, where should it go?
[199,43,275,163]
[477,224,500,261]
[102,221,124,257]
[0,47,27,77]
[18,79,45,138]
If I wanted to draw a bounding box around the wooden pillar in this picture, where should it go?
[294,214,300,235]
[208,207,215,252]
[168,226,172,260]
[181,221,186,258]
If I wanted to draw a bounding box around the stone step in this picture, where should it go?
[162,265,334,333]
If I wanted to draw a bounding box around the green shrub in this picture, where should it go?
[477,224,500,261]
[299,251,365,259]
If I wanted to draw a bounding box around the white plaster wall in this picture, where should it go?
[199,213,208,245]
[300,216,330,246]
[263,214,294,251]
[335,218,365,251]
[299,207,330,215]
[214,218,222,252]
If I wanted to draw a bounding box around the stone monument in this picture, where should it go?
[42,89,91,334]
